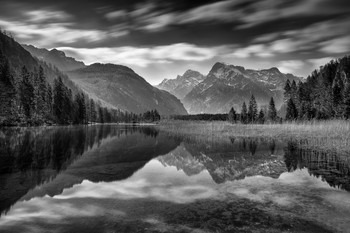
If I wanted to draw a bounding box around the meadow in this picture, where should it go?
[157,120,350,155]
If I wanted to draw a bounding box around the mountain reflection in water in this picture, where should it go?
[0,125,349,233]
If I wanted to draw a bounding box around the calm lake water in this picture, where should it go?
[0,125,350,233]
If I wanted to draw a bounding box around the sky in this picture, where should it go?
[0,0,350,85]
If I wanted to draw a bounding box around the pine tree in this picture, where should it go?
[0,54,18,124]
[267,97,277,122]
[285,98,298,120]
[98,106,104,123]
[32,66,48,120]
[257,109,265,124]
[153,109,160,121]
[290,80,298,104]
[65,88,73,123]
[90,99,96,123]
[227,107,236,123]
[20,66,34,119]
[0,56,12,85]
[103,108,110,123]
[241,102,248,124]
[248,95,258,123]
[53,76,66,124]
[73,93,86,124]
[46,84,53,119]
[284,79,291,101]
[343,83,350,119]
[332,75,344,117]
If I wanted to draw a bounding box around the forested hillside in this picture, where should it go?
[284,55,350,120]
[0,31,160,126]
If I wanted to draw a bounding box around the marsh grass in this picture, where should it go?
[157,120,350,155]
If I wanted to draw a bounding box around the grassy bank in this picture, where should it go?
[157,120,350,154]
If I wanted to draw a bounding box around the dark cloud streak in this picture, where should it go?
[0,0,349,84]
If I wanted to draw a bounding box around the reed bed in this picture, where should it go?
[157,120,350,154]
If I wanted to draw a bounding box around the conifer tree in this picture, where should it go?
[0,54,17,123]
[343,83,350,119]
[257,109,265,124]
[0,56,12,85]
[332,75,344,117]
[46,84,53,119]
[53,76,66,124]
[267,97,277,121]
[98,106,104,123]
[20,66,34,119]
[241,102,248,124]
[227,107,236,123]
[37,66,47,118]
[290,80,298,105]
[248,95,258,123]
[90,99,96,123]
[153,109,160,121]
[284,79,291,100]
[73,93,86,124]
[285,98,298,120]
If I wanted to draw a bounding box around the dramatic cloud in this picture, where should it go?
[58,43,223,67]
[0,0,349,83]
[228,44,273,59]
[0,19,107,46]
[25,9,72,23]
[320,36,350,54]
[278,60,305,74]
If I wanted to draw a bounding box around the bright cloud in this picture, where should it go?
[320,36,350,54]
[0,19,106,46]
[307,57,336,70]
[229,44,273,58]
[0,9,129,47]
[58,43,224,67]
[105,10,127,20]
[278,60,305,74]
[25,9,72,23]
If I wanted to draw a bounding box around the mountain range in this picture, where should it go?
[4,30,303,116]
[157,69,205,99]
[67,63,187,114]
[20,42,187,115]
[158,62,301,114]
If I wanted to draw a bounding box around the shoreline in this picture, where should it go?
[156,120,350,154]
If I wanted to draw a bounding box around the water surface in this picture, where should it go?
[0,125,349,233]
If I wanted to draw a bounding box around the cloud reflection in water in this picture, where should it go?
[55,159,218,204]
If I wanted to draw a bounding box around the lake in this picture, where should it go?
[0,125,350,233]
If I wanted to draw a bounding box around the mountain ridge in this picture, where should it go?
[67,63,188,115]
[22,44,85,72]
[182,62,301,114]
[157,69,205,99]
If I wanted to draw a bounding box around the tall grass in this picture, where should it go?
[157,120,350,154]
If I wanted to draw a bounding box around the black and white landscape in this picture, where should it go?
[0,0,350,232]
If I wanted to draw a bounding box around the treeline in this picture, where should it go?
[0,50,161,126]
[226,95,279,124]
[284,55,350,120]
[170,113,227,121]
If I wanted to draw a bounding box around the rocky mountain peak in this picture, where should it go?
[157,69,205,99]
[182,61,302,114]
[50,48,66,57]
[183,69,202,77]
